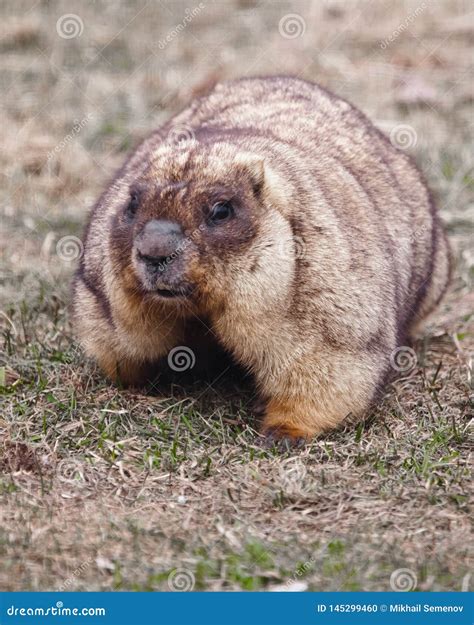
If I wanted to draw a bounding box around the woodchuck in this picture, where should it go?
[72,76,451,443]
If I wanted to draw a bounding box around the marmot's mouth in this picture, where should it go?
[156,288,180,298]
[154,285,194,299]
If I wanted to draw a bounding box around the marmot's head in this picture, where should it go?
[109,140,296,315]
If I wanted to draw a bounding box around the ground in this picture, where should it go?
[0,0,472,592]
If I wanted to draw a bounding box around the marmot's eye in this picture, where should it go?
[208,201,234,225]
[126,191,140,219]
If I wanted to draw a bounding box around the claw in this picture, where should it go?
[261,426,308,451]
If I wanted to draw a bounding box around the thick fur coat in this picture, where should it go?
[72,76,451,441]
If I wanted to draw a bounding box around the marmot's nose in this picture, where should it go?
[135,219,184,268]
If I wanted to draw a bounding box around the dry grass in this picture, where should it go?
[0,0,472,591]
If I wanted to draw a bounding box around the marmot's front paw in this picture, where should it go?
[260,398,323,446]
[261,426,308,450]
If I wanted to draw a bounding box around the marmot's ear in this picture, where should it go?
[233,152,290,207]
[233,152,265,195]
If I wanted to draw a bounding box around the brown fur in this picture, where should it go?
[72,76,451,441]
